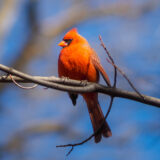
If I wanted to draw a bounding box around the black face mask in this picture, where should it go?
[63,39,73,46]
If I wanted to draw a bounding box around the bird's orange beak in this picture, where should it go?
[58,40,68,47]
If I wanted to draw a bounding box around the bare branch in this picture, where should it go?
[9,74,38,89]
[0,64,160,108]
[106,58,144,100]
[99,35,144,100]
[99,35,117,87]
[0,75,86,86]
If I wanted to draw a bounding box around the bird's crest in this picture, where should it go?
[70,28,77,33]
[63,28,79,41]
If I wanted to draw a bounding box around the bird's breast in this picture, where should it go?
[58,45,99,82]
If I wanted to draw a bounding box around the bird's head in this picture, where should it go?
[58,28,88,48]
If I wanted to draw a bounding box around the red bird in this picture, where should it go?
[58,28,112,143]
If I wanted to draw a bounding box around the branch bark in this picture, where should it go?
[0,64,160,108]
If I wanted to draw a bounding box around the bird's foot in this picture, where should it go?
[80,80,88,86]
[61,76,70,83]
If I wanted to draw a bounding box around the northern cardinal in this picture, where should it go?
[58,28,112,143]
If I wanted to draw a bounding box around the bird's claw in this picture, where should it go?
[61,76,70,83]
[80,80,88,86]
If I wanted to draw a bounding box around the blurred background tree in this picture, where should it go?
[0,0,160,159]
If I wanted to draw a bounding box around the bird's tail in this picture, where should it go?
[83,93,112,143]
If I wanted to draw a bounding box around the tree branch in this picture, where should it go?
[0,64,160,108]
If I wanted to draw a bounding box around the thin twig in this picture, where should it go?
[99,35,117,122]
[56,96,114,156]
[0,64,159,107]
[99,35,117,87]
[99,35,143,100]
[99,35,116,132]
[9,74,38,89]
[106,58,144,100]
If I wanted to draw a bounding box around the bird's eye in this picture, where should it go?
[63,39,72,46]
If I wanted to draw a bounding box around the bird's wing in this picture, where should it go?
[91,49,111,87]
